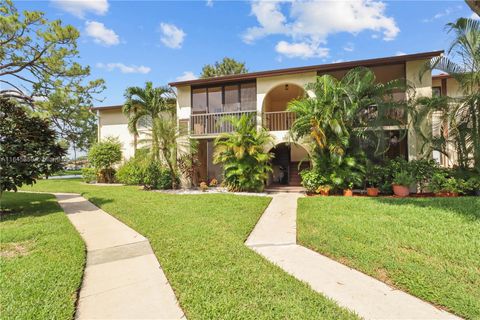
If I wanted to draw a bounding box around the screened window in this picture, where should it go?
[224,85,240,112]
[192,88,207,114]
[208,87,222,113]
[240,82,256,111]
[191,82,256,114]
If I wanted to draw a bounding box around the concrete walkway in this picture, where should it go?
[246,193,461,320]
[55,193,185,319]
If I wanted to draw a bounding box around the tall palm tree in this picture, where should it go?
[421,17,480,171]
[123,82,176,160]
[213,114,273,192]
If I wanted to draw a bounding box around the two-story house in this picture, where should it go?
[94,50,459,187]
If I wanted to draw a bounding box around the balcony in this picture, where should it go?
[263,111,296,131]
[190,110,257,136]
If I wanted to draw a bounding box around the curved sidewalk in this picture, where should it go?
[55,193,185,320]
[246,193,461,320]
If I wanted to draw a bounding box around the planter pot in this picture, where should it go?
[392,184,410,197]
[366,187,379,197]
[435,192,459,197]
[318,189,330,196]
[343,189,353,197]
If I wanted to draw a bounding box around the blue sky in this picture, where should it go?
[17,0,479,106]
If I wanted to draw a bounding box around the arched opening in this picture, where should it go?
[263,83,304,131]
[268,142,310,186]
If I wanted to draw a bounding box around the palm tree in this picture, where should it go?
[421,17,480,171]
[213,114,273,192]
[288,67,408,163]
[123,82,176,160]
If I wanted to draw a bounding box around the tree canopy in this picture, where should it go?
[0,98,66,194]
[200,57,248,78]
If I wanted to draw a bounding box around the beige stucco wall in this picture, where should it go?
[176,86,191,120]
[98,109,136,160]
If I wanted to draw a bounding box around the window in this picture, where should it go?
[208,87,222,113]
[240,82,256,111]
[432,86,441,97]
[191,82,256,114]
[192,88,207,114]
[224,85,240,112]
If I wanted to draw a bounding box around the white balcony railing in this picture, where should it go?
[263,111,296,131]
[190,110,256,136]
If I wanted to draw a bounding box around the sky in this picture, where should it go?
[15,0,479,107]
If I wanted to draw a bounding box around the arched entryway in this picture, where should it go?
[263,83,305,131]
[268,142,310,186]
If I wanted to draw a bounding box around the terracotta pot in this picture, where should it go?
[366,187,379,197]
[392,184,409,197]
[343,189,353,197]
[435,192,459,197]
[319,189,330,196]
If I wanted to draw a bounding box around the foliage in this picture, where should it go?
[0,98,65,193]
[140,159,176,190]
[213,114,273,192]
[289,67,406,192]
[392,170,415,186]
[177,139,201,187]
[37,88,98,155]
[0,1,104,110]
[430,172,467,194]
[300,170,328,193]
[200,57,248,78]
[408,159,441,192]
[466,176,480,193]
[364,162,383,187]
[81,167,97,183]
[116,159,144,185]
[87,137,122,183]
[420,17,480,172]
[123,82,181,189]
[0,192,85,319]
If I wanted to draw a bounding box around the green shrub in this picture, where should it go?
[141,160,177,190]
[81,167,97,183]
[408,159,441,192]
[116,157,145,185]
[430,172,467,194]
[392,170,415,186]
[88,137,122,183]
[300,170,328,193]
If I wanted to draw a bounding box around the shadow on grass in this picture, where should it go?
[84,196,115,209]
[0,193,61,222]
[372,196,480,221]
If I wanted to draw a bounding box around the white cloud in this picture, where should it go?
[51,0,109,18]
[206,0,213,7]
[96,62,151,74]
[395,51,406,56]
[343,42,354,52]
[275,41,329,59]
[176,71,197,81]
[243,0,398,59]
[85,21,119,46]
[159,23,186,49]
[472,13,480,20]
[423,6,460,22]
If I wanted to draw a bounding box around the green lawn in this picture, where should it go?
[298,196,480,319]
[0,192,85,320]
[21,179,357,319]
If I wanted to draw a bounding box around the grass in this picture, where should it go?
[297,196,480,319]
[21,179,357,319]
[0,192,85,320]
[51,169,82,176]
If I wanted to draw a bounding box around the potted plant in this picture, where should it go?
[392,170,414,197]
[365,164,381,197]
[209,178,218,187]
[316,185,331,196]
[343,182,354,197]
[199,181,208,192]
[431,173,465,197]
